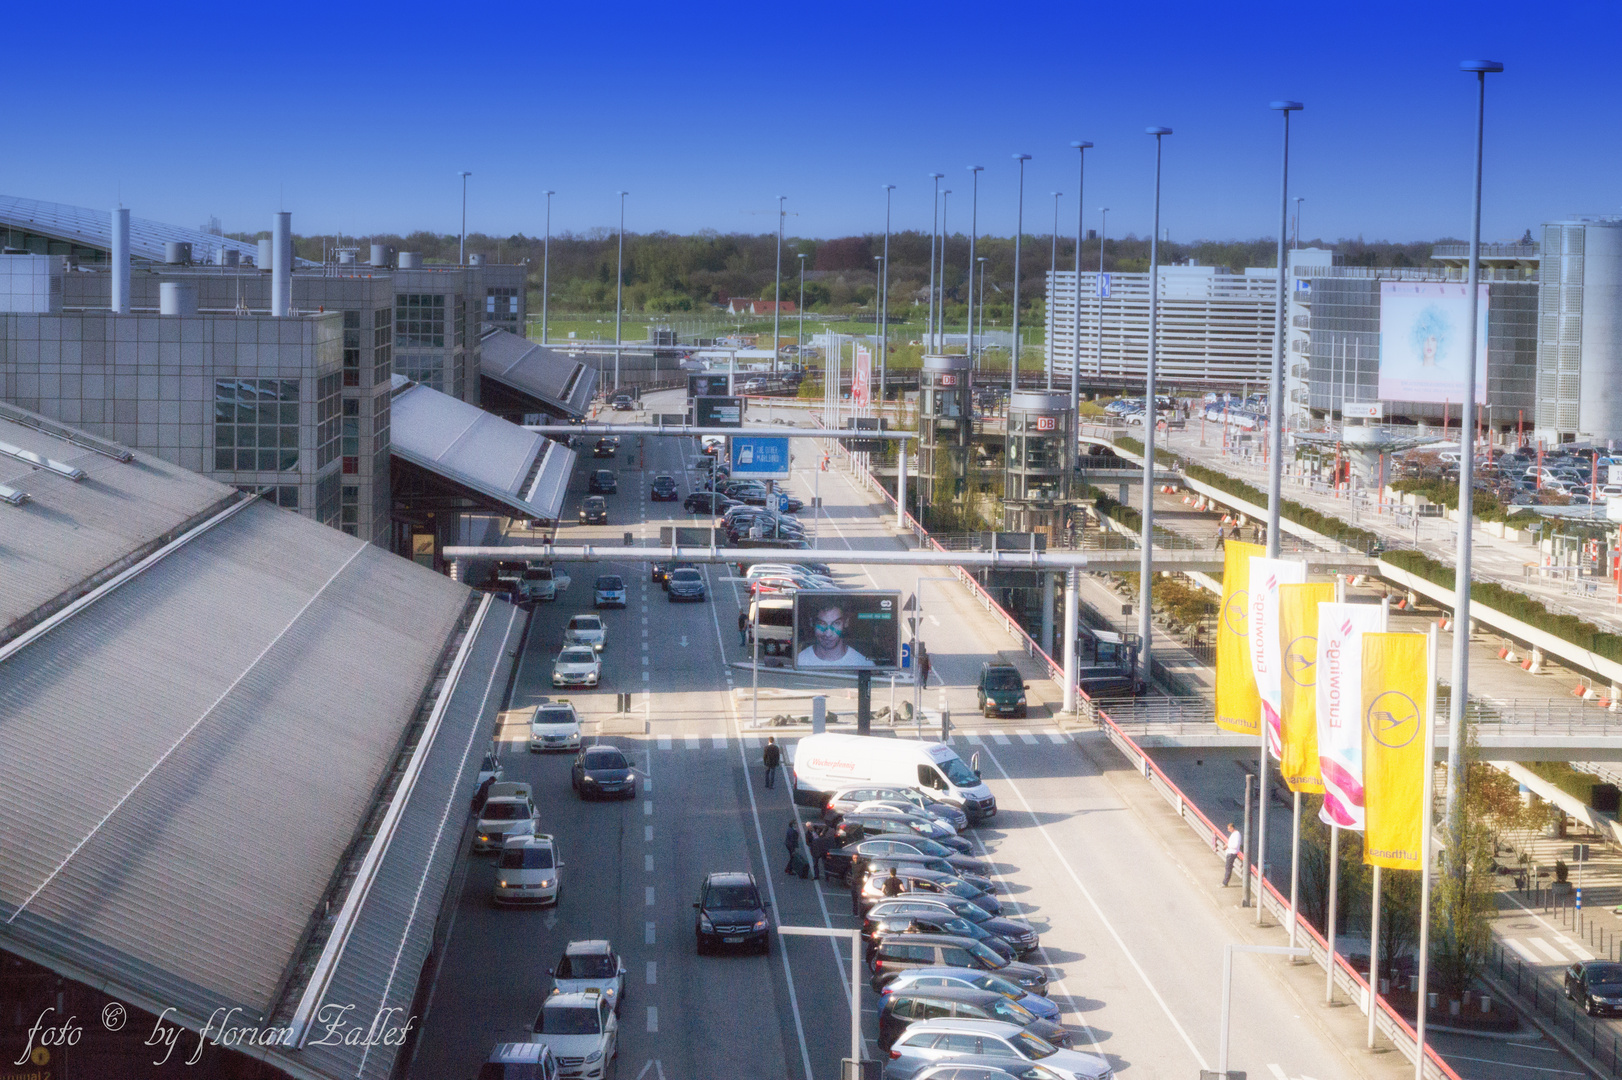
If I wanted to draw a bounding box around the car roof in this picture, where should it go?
[488,1042,553,1064]
[544,989,605,1007]
[488,781,531,799]
[565,939,614,956]
[877,932,982,949]
[703,871,756,886]
[503,834,554,851]
[902,1017,1024,1036]
[882,985,1004,1007]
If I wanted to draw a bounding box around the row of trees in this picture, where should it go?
[248,227,1445,318]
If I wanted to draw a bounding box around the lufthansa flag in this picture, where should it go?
[1360,632,1429,871]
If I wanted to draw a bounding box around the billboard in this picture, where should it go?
[852,346,872,408]
[695,396,743,427]
[731,435,791,480]
[688,373,731,399]
[1378,282,1488,405]
[792,590,901,670]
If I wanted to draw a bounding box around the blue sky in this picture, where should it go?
[5,1,1618,245]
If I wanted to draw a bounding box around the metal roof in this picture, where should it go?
[0,401,235,643]
[0,195,311,266]
[478,327,599,418]
[389,376,576,521]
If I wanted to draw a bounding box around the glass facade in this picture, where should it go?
[214,378,301,473]
[396,294,446,348]
[316,471,341,528]
[315,372,341,469]
[373,306,393,384]
[341,484,359,536]
[343,310,362,387]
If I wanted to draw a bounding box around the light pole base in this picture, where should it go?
[842,1061,882,1080]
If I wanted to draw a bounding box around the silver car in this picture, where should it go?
[563,614,607,652]
[887,1019,1110,1080]
[475,782,538,853]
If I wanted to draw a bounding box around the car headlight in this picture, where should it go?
[581,775,597,784]
[699,914,714,931]
[753,918,769,931]
[539,878,555,888]
[478,834,493,843]
[586,1050,603,1063]
[497,878,510,887]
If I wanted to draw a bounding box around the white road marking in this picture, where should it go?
[646,1006,658,1032]
[1503,938,1541,963]
[965,733,984,745]
[1530,937,1568,962]
[645,854,653,872]
[658,736,672,750]
[1018,731,1039,745]
[1047,731,1067,744]
[646,961,657,985]
[644,921,655,944]
[642,672,650,681]
[1267,1066,1288,1080]
[990,731,1011,745]
[645,886,655,906]
[685,735,701,749]
[712,734,727,748]
[644,825,653,841]
[643,800,654,816]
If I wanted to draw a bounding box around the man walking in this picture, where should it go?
[762,736,781,788]
[1222,822,1243,887]
[784,818,803,875]
[738,609,749,648]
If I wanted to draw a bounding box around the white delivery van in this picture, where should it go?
[747,597,795,656]
[790,733,997,823]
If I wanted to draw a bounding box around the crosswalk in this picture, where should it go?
[1501,933,1595,965]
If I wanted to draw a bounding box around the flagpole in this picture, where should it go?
[1325,824,1340,1003]
[1414,624,1439,1079]
[1367,864,1382,1049]
[1289,791,1302,948]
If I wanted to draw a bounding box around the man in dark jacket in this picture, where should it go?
[763,737,781,788]
[881,867,904,898]
[783,818,803,875]
[806,822,833,881]
[738,609,749,647]
[849,861,867,915]
[470,774,495,814]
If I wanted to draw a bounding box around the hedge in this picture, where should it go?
[1389,478,1509,523]
[1383,548,1622,664]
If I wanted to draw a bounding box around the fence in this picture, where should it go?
[1487,940,1622,1075]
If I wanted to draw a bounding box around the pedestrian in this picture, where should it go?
[763,737,781,789]
[917,644,932,689]
[807,822,833,881]
[784,818,802,875]
[1214,526,1224,550]
[1222,822,1243,887]
[738,608,749,648]
[881,866,904,898]
[470,773,495,814]
[850,862,866,914]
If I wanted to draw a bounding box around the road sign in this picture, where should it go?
[730,436,791,480]
[695,396,743,427]
[900,642,911,668]
[1097,273,1111,299]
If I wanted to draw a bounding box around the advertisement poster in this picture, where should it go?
[1377,282,1489,404]
[1315,601,1386,830]
[695,396,743,427]
[853,346,872,408]
[792,590,900,669]
[1248,557,1306,760]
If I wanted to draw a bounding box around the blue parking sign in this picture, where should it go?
[900,642,912,669]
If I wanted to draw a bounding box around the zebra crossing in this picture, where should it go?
[1501,932,1595,965]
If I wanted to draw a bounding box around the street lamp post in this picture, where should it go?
[1447,60,1505,879]
[880,185,895,411]
[1137,128,1171,687]
[1047,190,1062,390]
[965,166,984,367]
[614,191,627,390]
[938,190,951,350]
[1011,154,1032,386]
[797,253,808,355]
[458,171,472,265]
[1293,195,1305,250]
[773,196,787,376]
[1069,143,1092,423]
[1096,207,1109,378]
[928,174,944,353]
[541,190,555,345]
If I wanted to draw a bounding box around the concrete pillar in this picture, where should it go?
[271,211,292,317]
[1062,567,1079,714]
[110,208,130,314]
[897,439,907,528]
[812,696,826,734]
[1041,571,1056,658]
[1118,483,1129,505]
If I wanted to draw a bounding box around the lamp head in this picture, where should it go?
[930,172,945,180]
[544,190,555,196]
[882,184,896,191]
[1071,140,1094,150]
[1145,126,1172,136]
[1013,153,1032,162]
[1269,101,1304,112]
[1460,59,1505,73]
[460,170,472,178]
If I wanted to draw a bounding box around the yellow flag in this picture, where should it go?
[1278,582,1334,793]
[1360,632,1428,871]
[1215,540,1265,736]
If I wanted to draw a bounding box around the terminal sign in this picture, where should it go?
[1033,416,1057,431]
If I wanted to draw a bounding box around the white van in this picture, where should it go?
[747,597,795,656]
[790,733,997,824]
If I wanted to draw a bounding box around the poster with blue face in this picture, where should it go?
[1377,282,1489,405]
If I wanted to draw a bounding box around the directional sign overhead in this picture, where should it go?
[730,435,791,480]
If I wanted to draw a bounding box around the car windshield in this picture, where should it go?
[705,884,759,909]
[971,973,1025,997]
[990,999,1036,1024]
[566,955,618,979]
[596,576,624,590]
[583,751,628,770]
[568,616,602,631]
[536,706,576,722]
[671,570,701,582]
[558,650,596,665]
[483,802,529,821]
[1589,964,1622,986]
[1011,1031,1058,1059]
[584,498,605,509]
[968,941,1004,965]
[938,756,980,787]
[535,1006,599,1035]
[501,845,554,870]
[523,569,552,581]
[984,669,1022,689]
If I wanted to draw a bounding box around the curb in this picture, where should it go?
[1478,969,1611,1080]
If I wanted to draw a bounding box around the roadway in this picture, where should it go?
[406,395,1382,1080]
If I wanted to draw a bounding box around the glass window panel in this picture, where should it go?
[215,449,234,470]
[281,379,299,401]
[281,403,299,425]
[215,401,235,424]
[279,449,298,471]
[236,449,256,470]
[216,426,234,448]
[281,427,299,449]
[257,403,277,425]
[215,381,236,403]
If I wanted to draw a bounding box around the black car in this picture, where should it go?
[593,438,618,458]
[684,492,738,515]
[774,496,804,514]
[822,838,989,883]
[579,496,608,524]
[859,854,996,896]
[612,394,635,411]
[837,809,974,854]
[650,474,678,501]
[589,469,618,494]
[869,913,1017,963]
[571,745,635,800]
[876,986,1072,1053]
[694,871,771,955]
[1566,961,1622,1016]
[652,560,695,585]
[867,932,1045,993]
[666,568,707,602]
[863,896,1040,956]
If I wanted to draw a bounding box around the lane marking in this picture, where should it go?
[1018,731,1039,745]
[975,740,1211,1072]
[1503,938,1540,964]
[644,921,655,945]
[646,1006,658,1033]
[645,854,654,872]
[1047,731,1068,744]
[990,731,1011,745]
[646,961,657,985]
[1530,937,1567,962]
[643,777,653,793]
[645,886,655,906]
[658,736,672,750]
[685,735,701,749]
[712,734,727,749]
[643,800,654,817]
[644,825,653,842]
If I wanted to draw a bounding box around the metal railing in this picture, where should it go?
[1487,939,1622,1076]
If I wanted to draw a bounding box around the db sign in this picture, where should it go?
[1033,416,1057,432]
[940,374,957,387]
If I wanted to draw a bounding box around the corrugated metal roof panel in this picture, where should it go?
[0,503,470,1025]
[0,196,313,266]
[478,328,596,418]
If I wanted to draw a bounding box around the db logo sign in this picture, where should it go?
[940,374,957,386]
[1034,416,1056,431]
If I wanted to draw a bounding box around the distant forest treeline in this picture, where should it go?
[230,228,1450,320]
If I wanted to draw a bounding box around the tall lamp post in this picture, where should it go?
[1096,207,1109,378]
[773,195,787,376]
[1137,127,1172,688]
[1262,100,1302,935]
[797,252,808,355]
[458,171,473,264]
[614,190,627,390]
[1047,190,1062,390]
[928,174,944,353]
[965,166,984,366]
[1293,195,1305,250]
[1447,60,1504,879]
[1069,142,1092,421]
[880,184,895,409]
[541,190,555,345]
[938,190,951,350]
[1010,154,1032,386]
[977,257,988,361]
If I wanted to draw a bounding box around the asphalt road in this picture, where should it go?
[407,396,1381,1080]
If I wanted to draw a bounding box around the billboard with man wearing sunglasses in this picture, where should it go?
[791,591,901,670]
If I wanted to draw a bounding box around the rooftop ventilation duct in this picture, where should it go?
[337,249,356,266]
[257,238,273,272]
[159,282,198,316]
[221,248,240,268]
[272,212,292,317]
[397,252,421,269]
[164,241,191,265]
[110,207,130,314]
[468,253,485,267]
[370,244,389,268]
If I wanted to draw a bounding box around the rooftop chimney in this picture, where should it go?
[272,211,292,316]
[110,208,130,314]
[257,238,273,271]
[370,244,389,268]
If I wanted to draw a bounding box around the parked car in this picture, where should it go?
[869,911,1019,962]
[857,864,1000,916]
[886,1020,1106,1080]
[876,986,1072,1052]
[479,1042,559,1080]
[552,646,602,688]
[865,898,1039,957]
[474,782,538,853]
[579,496,608,524]
[551,940,627,1014]
[572,746,636,800]
[528,991,618,1080]
[530,700,583,751]
[824,786,968,833]
[878,967,1060,1023]
[650,474,678,500]
[694,871,772,955]
[494,834,562,906]
[666,568,708,602]
[684,491,738,514]
[868,933,1045,993]
[563,613,607,651]
[823,836,988,883]
[593,575,627,608]
[588,470,618,494]
[838,810,974,855]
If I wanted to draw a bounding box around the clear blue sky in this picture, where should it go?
[5,1,1618,246]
